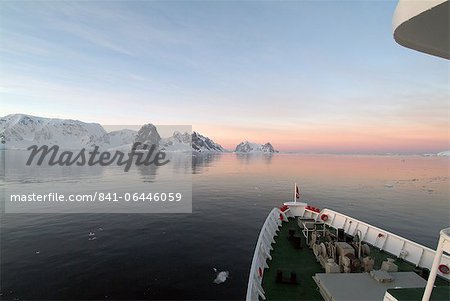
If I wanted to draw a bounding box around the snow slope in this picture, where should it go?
[108,129,137,148]
[0,114,109,149]
[191,131,225,152]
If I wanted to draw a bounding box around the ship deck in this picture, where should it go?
[261,218,449,300]
[387,286,450,301]
[261,218,323,300]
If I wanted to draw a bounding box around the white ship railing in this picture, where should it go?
[246,207,283,301]
[315,208,450,281]
[246,204,449,301]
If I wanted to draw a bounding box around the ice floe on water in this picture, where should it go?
[437,151,450,156]
[88,231,97,241]
[213,269,229,284]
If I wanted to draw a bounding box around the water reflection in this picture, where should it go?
[191,152,222,174]
[167,152,193,175]
[2,150,193,213]
[3,150,104,183]
[136,158,160,183]
[0,152,448,300]
[235,153,273,165]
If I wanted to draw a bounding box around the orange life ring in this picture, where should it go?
[439,264,450,274]
[258,267,263,277]
[320,214,328,221]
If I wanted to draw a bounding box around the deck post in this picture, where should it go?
[422,228,450,301]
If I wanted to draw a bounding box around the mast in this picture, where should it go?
[422,228,450,300]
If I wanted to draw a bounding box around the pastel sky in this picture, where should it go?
[0,1,448,153]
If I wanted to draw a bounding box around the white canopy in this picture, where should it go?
[393,0,449,59]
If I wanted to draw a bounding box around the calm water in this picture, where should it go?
[1,153,449,300]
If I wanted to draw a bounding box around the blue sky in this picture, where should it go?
[0,1,448,153]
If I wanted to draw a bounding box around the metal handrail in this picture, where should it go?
[246,208,281,301]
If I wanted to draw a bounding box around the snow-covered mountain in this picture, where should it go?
[159,131,225,152]
[159,131,192,152]
[260,142,277,153]
[133,124,161,150]
[191,131,225,152]
[0,114,109,149]
[0,114,226,153]
[235,141,277,153]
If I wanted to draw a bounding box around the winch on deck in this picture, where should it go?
[301,217,445,301]
[306,219,379,275]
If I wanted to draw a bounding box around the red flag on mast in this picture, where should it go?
[295,183,300,200]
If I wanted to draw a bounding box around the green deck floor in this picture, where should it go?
[261,218,323,301]
[387,286,450,301]
[261,217,449,301]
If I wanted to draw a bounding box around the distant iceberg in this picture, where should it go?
[437,151,450,156]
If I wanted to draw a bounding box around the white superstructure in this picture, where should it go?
[393,0,449,59]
